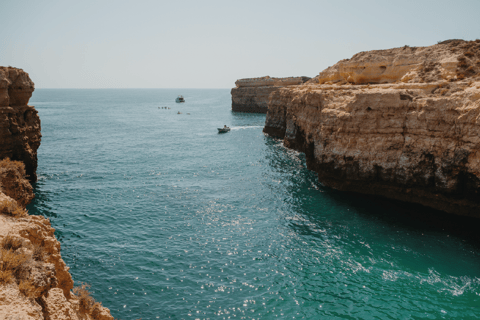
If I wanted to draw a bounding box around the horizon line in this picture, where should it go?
[34,87,232,90]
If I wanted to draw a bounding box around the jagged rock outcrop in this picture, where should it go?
[0,67,41,182]
[0,158,114,318]
[231,76,310,113]
[264,40,480,217]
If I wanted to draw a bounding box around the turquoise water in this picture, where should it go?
[27,89,480,319]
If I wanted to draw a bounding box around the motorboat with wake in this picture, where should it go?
[218,125,230,133]
[176,95,185,103]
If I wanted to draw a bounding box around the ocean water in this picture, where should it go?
[27,89,480,319]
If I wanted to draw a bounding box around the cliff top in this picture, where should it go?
[308,39,480,86]
[235,76,311,88]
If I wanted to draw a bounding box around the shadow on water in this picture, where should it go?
[26,181,67,242]
[26,181,57,219]
[339,192,480,248]
[263,135,480,250]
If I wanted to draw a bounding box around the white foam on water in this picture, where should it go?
[230,126,264,130]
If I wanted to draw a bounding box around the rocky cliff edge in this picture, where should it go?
[0,158,114,320]
[0,67,41,182]
[264,40,480,217]
[0,67,113,319]
[231,76,311,113]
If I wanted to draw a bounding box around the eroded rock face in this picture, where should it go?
[312,39,479,85]
[264,40,480,217]
[231,76,310,113]
[0,284,44,320]
[0,67,41,182]
[0,158,34,207]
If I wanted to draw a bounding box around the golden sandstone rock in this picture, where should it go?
[0,67,41,182]
[264,40,480,217]
[0,160,114,319]
[231,76,310,113]
[0,79,114,319]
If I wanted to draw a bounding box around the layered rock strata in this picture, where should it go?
[0,67,41,182]
[231,76,310,113]
[0,159,114,320]
[264,40,480,217]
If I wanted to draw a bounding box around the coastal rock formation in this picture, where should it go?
[264,40,480,217]
[0,163,114,318]
[231,76,310,113]
[0,67,41,182]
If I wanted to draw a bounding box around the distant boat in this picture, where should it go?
[218,126,230,133]
[177,111,182,114]
[176,95,185,103]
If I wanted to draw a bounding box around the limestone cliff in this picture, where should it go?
[0,67,41,182]
[0,159,114,320]
[0,68,113,319]
[231,76,310,113]
[264,40,480,217]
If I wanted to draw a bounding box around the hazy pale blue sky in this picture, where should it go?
[1,0,480,88]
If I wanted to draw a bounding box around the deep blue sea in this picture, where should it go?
[27,89,480,319]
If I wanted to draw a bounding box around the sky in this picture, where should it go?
[1,0,480,88]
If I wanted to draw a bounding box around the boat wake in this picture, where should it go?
[230,126,264,130]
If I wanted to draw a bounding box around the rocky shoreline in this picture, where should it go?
[261,40,480,218]
[0,67,113,319]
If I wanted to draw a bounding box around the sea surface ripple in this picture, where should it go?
[28,89,480,319]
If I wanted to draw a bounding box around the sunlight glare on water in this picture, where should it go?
[28,89,480,319]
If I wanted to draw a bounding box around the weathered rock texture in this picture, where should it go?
[264,40,480,217]
[0,160,114,318]
[231,76,310,113]
[0,67,41,182]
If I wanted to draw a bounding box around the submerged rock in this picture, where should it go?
[263,40,480,217]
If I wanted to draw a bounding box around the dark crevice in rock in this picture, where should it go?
[36,296,51,320]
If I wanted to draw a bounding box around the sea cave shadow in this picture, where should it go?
[263,136,480,249]
[326,187,480,248]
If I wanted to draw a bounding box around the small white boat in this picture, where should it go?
[176,95,185,103]
[218,126,230,133]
